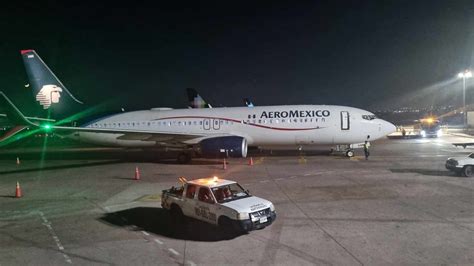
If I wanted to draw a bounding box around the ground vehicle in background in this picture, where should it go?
[420,117,442,138]
[445,153,474,177]
[161,176,276,232]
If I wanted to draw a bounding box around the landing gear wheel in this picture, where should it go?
[345,150,354,157]
[177,153,192,164]
[462,165,474,177]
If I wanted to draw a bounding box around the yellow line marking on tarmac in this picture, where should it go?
[255,157,265,164]
[298,156,307,164]
[136,194,162,202]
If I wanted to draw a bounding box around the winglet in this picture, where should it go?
[186,88,212,108]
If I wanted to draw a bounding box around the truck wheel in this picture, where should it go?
[219,216,243,234]
[346,150,354,157]
[218,216,231,227]
[463,166,474,177]
[170,205,185,224]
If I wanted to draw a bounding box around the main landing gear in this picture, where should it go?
[177,153,192,164]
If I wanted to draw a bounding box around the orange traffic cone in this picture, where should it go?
[223,158,227,170]
[134,167,140,180]
[15,182,22,198]
[248,157,254,166]
[16,157,20,165]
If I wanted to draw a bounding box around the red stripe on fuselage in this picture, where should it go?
[153,116,324,131]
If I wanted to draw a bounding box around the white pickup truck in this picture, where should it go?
[445,153,474,177]
[161,176,276,232]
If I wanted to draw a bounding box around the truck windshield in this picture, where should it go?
[421,121,440,131]
[211,183,250,203]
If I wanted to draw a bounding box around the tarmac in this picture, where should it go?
[0,134,473,265]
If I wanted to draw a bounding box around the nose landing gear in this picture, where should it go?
[333,145,355,157]
[345,149,354,157]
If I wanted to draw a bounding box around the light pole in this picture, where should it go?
[458,70,472,130]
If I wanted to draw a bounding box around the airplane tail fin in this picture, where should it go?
[186,88,212,108]
[21,50,83,117]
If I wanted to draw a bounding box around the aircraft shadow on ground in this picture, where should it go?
[99,207,244,241]
[390,168,458,177]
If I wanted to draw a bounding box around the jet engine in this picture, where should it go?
[198,136,248,158]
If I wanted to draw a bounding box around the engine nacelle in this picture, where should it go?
[198,136,248,158]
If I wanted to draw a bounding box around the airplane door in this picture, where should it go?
[203,119,211,130]
[341,111,350,130]
[213,119,220,130]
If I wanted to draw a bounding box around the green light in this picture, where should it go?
[42,124,52,131]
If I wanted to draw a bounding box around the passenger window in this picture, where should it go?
[198,187,214,204]
[186,185,197,199]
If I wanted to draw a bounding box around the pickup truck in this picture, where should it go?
[445,153,474,177]
[161,176,276,232]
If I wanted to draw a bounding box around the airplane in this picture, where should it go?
[0,49,396,163]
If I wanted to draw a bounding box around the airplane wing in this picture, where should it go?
[52,125,231,145]
[0,91,234,147]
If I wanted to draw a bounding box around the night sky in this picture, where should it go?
[0,1,473,116]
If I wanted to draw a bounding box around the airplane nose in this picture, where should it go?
[381,120,396,136]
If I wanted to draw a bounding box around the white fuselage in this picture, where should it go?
[71,105,396,148]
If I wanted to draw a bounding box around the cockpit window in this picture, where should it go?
[362,115,377,120]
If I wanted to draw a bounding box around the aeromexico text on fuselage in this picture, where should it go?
[258,109,330,119]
